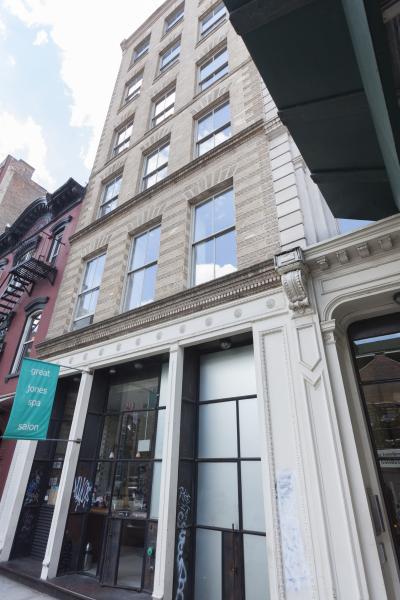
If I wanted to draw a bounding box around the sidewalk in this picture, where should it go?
[0,574,58,599]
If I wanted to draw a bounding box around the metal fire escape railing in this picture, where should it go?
[0,236,58,354]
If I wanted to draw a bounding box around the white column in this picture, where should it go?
[321,319,389,599]
[41,371,93,580]
[0,439,37,561]
[153,345,184,600]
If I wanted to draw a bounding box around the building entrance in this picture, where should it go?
[173,341,269,599]
[350,314,400,578]
[58,358,166,593]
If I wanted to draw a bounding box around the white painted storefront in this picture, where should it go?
[0,214,399,599]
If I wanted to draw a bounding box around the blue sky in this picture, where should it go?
[0,0,163,191]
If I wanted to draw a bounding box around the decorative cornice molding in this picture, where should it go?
[305,213,400,274]
[37,260,280,358]
[70,120,265,245]
[274,247,310,313]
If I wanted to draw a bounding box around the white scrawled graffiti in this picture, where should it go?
[175,486,191,600]
[73,476,92,511]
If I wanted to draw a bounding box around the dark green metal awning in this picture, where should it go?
[224,0,400,219]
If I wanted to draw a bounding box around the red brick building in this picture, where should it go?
[0,178,85,499]
[0,156,47,234]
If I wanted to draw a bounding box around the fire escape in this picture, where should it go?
[0,237,57,354]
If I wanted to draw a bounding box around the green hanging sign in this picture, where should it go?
[3,358,60,440]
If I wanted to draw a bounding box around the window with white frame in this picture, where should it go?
[152,87,175,127]
[11,310,42,374]
[165,3,184,33]
[73,254,106,330]
[124,226,161,310]
[47,229,64,264]
[160,39,180,72]
[199,46,228,91]
[143,142,170,190]
[133,35,150,63]
[125,72,143,103]
[99,175,122,217]
[112,121,133,156]
[196,101,231,156]
[192,188,237,285]
[200,2,226,38]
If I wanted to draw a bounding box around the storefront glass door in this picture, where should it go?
[351,317,400,569]
[59,359,167,593]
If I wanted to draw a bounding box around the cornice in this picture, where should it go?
[37,259,280,358]
[70,119,265,244]
[305,213,400,274]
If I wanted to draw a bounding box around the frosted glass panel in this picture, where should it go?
[150,461,162,519]
[239,398,261,457]
[194,528,221,600]
[241,461,265,532]
[244,534,269,599]
[158,362,169,407]
[154,410,165,459]
[199,346,256,401]
[198,402,237,458]
[197,463,238,528]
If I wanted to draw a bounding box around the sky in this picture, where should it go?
[0,0,164,191]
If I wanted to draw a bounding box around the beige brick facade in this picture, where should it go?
[46,0,281,340]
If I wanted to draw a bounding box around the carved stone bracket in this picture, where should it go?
[274,247,310,312]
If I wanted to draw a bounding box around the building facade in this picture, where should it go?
[0,155,47,234]
[0,1,399,599]
[0,179,85,500]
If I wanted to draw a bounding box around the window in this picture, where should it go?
[47,229,64,264]
[192,188,236,285]
[196,101,231,156]
[200,2,226,38]
[143,142,169,190]
[125,72,143,103]
[112,121,133,156]
[11,310,42,374]
[152,88,175,127]
[99,175,122,217]
[165,3,184,33]
[160,39,180,72]
[199,47,228,91]
[73,254,106,330]
[124,226,161,310]
[133,35,150,63]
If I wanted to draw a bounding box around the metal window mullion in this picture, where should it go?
[193,225,235,247]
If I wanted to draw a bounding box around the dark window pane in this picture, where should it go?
[118,411,156,459]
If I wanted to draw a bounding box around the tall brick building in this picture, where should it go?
[0,156,47,234]
[5,1,400,599]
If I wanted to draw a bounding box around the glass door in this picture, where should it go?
[351,318,400,569]
[59,360,167,593]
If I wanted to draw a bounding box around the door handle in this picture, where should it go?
[367,490,385,536]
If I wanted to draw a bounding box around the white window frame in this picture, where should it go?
[47,229,64,265]
[151,87,176,127]
[112,121,133,157]
[142,142,170,190]
[11,310,42,374]
[98,175,122,218]
[133,36,150,63]
[164,3,184,33]
[191,189,237,286]
[195,101,231,157]
[199,2,227,38]
[123,225,161,311]
[198,46,228,91]
[125,72,143,103]
[159,39,181,72]
[72,254,106,330]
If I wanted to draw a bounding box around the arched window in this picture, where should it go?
[11,310,42,374]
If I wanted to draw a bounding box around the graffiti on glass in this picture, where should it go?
[175,486,191,600]
[73,475,92,511]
